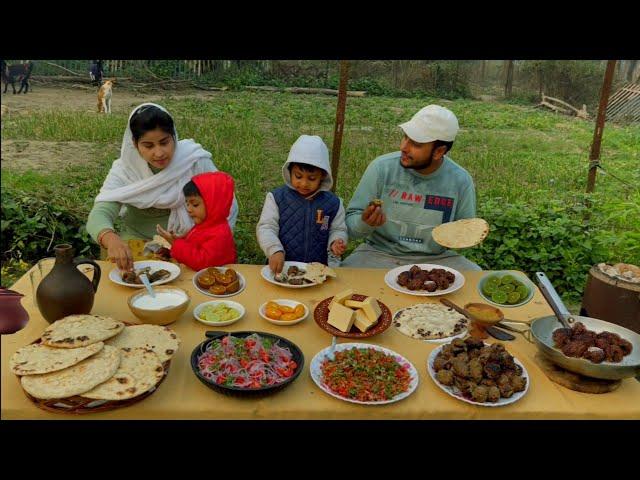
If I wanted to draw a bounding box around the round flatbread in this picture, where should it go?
[20,345,121,399]
[10,341,104,376]
[303,262,336,284]
[105,324,180,363]
[40,314,125,348]
[82,347,165,400]
[431,218,489,249]
[394,303,468,340]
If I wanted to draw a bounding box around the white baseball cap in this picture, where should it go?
[399,105,459,143]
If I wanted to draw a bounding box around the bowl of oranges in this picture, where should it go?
[259,299,309,326]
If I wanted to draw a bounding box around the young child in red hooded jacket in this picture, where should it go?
[156,171,237,271]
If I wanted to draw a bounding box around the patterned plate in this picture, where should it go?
[310,342,419,405]
[314,294,392,339]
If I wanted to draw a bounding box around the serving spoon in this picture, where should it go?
[139,273,156,298]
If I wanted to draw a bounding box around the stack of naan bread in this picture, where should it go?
[10,314,180,402]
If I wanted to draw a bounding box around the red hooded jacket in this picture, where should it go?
[171,172,237,271]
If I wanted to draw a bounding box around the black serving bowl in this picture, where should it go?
[191,330,305,397]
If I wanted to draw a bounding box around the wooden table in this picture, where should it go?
[2,262,639,419]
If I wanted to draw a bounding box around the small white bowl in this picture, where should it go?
[259,299,309,326]
[193,300,245,327]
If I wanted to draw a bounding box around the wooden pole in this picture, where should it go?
[586,60,617,194]
[504,60,514,98]
[331,60,350,193]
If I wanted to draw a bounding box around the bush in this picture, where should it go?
[1,189,98,268]
[465,193,640,304]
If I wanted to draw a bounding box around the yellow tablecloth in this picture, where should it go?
[2,262,639,419]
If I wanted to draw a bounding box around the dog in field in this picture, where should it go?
[2,60,34,94]
[97,79,113,114]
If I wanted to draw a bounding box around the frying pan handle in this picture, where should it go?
[535,272,572,329]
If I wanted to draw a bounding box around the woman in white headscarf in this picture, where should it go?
[86,103,239,272]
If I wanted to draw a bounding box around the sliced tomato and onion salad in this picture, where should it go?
[197,334,298,389]
[320,347,413,402]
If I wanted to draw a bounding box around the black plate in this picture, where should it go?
[190,330,305,397]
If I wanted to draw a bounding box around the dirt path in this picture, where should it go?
[1,83,224,114]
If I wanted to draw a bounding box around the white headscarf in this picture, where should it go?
[95,103,216,236]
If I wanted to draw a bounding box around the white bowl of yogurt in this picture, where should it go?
[128,287,190,325]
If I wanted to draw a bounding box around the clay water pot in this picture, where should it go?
[0,288,29,334]
[35,244,101,323]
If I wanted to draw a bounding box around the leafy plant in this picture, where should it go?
[466,194,639,304]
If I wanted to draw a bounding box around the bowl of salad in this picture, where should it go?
[190,331,305,397]
[194,300,245,326]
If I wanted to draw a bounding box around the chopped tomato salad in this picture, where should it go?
[321,348,412,402]
[198,334,298,388]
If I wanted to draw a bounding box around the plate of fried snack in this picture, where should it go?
[193,267,246,297]
[428,337,529,406]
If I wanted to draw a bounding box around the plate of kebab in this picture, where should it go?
[384,264,465,296]
[109,261,181,288]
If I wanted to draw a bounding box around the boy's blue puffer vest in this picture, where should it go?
[272,185,340,265]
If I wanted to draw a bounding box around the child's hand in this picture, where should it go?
[156,224,176,245]
[269,251,285,274]
[330,239,347,256]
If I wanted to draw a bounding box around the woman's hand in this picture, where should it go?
[330,239,347,256]
[361,204,386,227]
[156,224,176,245]
[269,251,285,275]
[103,232,134,272]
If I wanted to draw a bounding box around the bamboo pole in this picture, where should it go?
[331,60,350,193]
[586,60,617,194]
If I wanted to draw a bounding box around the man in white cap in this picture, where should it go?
[342,105,481,270]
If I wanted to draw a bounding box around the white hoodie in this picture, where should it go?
[256,135,348,259]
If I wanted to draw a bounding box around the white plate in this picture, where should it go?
[109,260,181,288]
[310,343,419,405]
[384,264,465,297]
[392,305,468,344]
[193,300,245,326]
[258,299,309,326]
[192,267,246,298]
[427,344,530,407]
[260,261,325,289]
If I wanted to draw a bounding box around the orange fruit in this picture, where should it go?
[278,305,294,313]
[280,313,298,321]
[293,304,306,318]
[266,301,281,311]
[265,307,282,320]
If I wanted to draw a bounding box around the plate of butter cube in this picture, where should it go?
[313,289,392,338]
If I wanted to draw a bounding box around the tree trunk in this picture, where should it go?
[481,60,486,85]
[504,60,514,98]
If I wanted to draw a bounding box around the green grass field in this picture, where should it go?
[2,89,639,291]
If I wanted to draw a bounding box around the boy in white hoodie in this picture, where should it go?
[257,135,348,274]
